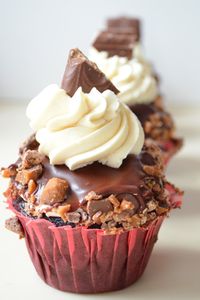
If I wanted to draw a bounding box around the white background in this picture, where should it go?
[0,0,200,104]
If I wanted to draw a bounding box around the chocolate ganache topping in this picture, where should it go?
[35,153,146,211]
[61,48,119,96]
[5,138,169,232]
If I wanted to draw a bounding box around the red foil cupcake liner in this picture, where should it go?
[7,183,181,293]
[161,139,183,166]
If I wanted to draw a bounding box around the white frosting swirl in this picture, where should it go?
[26,84,144,170]
[89,46,158,106]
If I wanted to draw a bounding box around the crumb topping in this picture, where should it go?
[2,134,173,234]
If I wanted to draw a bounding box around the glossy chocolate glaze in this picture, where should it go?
[36,154,146,211]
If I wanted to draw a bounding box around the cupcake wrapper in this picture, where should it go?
[7,183,181,294]
[165,182,182,209]
[161,139,183,166]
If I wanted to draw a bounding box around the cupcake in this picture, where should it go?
[89,23,182,164]
[2,49,182,294]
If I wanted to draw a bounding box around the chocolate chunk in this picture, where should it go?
[61,48,119,96]
[5,216,24,238]
[57,204,71,221]
[117,193,142,213]
[93,31,136,59]
[40,177,69,205]
[87,198,113,217]
[22,150,45,169]
[19,133,39,155]
[107,17,141,41]
[140,152,156,166]
[15,164,43,185]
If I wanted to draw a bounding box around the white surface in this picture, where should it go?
[0,103,200,299]
[1,0,200,104]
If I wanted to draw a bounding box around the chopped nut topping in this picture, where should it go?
[3,182,19,199]
[108,194,120,208]
[1,165,17,178]
[152,183,162,193]
[76,208,88,221]
[141,142,164,177]
[57,204,71,221]
[29,194,36,204]
[144,111,174,141]
[67,212,80,224]
[156,206,169,215]
[84,191,102,201]
[19,133,39,155]
[101,220,117,230]
[140,215,148,225]
[99,211,114,223]
[28,179,37,194]
[113,211,130,222]
[143,165,163,177]
[129,215,141,227]
[147,200,157,212]
[22,150,44,169]
[120,199,134,211]
[92,211,102,224]
[15,164,43,185]
[40,177,69,205]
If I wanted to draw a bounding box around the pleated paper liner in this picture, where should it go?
[7,183,182,294]
[160,138,183,166]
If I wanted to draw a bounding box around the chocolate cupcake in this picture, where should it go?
[2,49,182,293]
[89,20,182,164]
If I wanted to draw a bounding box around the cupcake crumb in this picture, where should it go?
[5,216,24,238]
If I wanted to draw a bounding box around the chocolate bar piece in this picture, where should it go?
[107,16,141,41]
[61,48,119,96]
[93,31,135,59]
